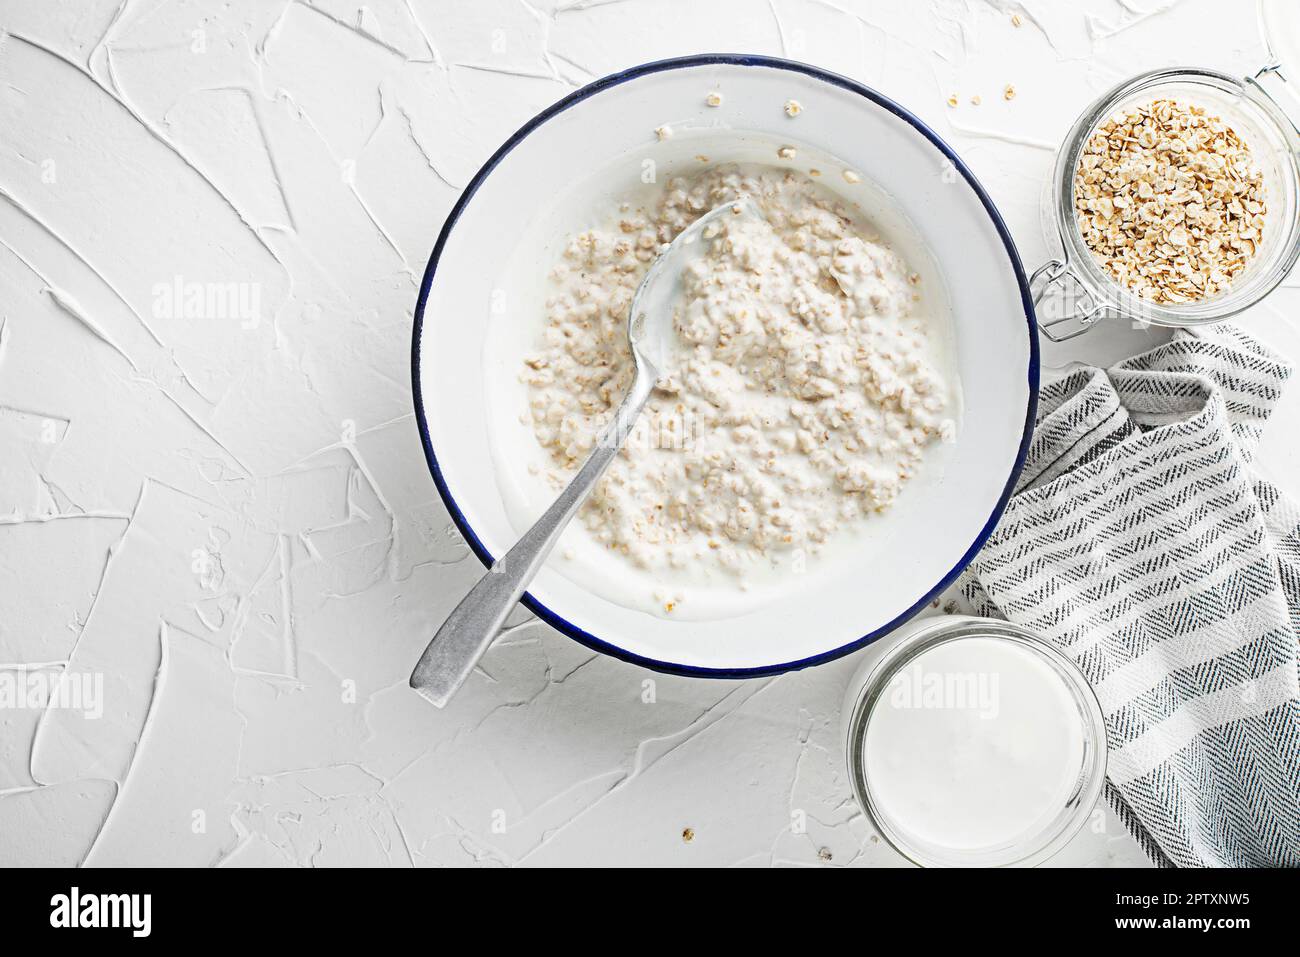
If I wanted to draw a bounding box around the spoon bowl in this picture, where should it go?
[627,197,761,377]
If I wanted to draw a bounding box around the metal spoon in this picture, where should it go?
[410,198,761,707]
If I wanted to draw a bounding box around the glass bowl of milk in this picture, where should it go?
[842,616,1107,867]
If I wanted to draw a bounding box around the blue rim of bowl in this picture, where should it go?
[410,53,1041,679]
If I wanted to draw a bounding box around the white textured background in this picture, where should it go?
[1,0,1296,867]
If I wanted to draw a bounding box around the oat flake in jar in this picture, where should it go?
[1030,0,1300,341]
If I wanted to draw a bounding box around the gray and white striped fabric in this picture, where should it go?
[961,324,1300,868]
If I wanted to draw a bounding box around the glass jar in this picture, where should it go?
[1033,64,1300,341]
[841,615,1108,867]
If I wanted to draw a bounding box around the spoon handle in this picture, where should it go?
[410,374,654,707]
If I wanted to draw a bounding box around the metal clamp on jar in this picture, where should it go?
[1032,0,1300,342]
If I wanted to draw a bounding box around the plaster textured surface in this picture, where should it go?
[0,0,1295,867]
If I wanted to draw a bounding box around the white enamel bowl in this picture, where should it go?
[413,55,1038,677]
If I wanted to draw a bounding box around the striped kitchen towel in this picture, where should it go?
[961,323,1300,868]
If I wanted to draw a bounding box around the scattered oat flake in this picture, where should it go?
[1004,84,1016,101]
[818,847,833,862]
[784,99,803,117]
[777,145,797,159]
[706,91,723,107]
[682,827,695,843]
[842,169,861,184]
[970,95,981,106]
[655,124,673,141]
[946,94,958,108]
[1011,13,1022,27]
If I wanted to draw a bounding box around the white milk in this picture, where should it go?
[863,634,1086,852]
[846,618,1105,865]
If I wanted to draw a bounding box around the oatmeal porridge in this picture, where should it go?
[517,165,957,605]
